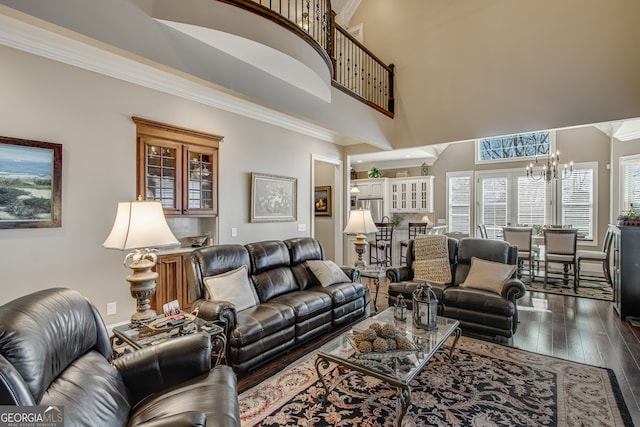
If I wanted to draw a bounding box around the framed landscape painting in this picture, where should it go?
[0,136,62,229]
[250,172,297,222]
[314,185,331,216]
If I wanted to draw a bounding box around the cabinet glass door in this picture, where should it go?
[185,147,217,215]
[145,141,179,213]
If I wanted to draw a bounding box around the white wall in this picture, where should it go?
[351,0,640,146]
[0,44,343,323]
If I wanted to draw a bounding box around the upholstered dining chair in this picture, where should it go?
[399,222,429,265]
[502,226,540,281]
[543,228,578,292]
[576,227,614,286]
[368,222,394,266]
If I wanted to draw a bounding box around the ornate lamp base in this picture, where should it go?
[125,256,158,322]
[353,233,368,268]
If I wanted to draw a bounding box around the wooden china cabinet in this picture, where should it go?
[133,117,222,312]
[133,117,222,217]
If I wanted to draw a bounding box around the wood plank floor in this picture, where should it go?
[515,290,640,425]
[238,278,640,425]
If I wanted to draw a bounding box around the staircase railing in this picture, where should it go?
[217,0,394,117]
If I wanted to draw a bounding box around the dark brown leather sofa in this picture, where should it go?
[387,237,527,340]
[0,288,239,427]
[186,237,370,373]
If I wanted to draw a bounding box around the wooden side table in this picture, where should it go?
[112,314,227,366]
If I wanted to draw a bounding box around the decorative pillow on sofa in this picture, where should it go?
[203,265,259,311]
[459,257,516,294]
[306,260,351,287]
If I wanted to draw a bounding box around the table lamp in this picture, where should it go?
[343,209,378,267]
[103,199,179,321]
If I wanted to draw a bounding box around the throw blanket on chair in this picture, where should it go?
[413,234,451,285]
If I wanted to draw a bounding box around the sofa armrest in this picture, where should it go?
[386,266,412,283]
[501,278,527,301]
[113,333,212,404]
[192,299,237,331]
[134,411,206,427]
[341,266,360,282]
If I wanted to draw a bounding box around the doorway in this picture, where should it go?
[311,154,343,263]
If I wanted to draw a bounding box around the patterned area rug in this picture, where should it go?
[525,277,613,301]
[239,336,632,426]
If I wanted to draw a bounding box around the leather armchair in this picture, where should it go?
[386,237,459,308]
[443,238,527,339]
[0,288,239,427]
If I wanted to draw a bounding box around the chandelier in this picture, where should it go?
[526,149,573,183]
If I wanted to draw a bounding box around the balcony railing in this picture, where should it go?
[217,0,394,117]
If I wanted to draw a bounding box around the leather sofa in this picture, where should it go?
[387,237,527,340]
[0,288,239,427]
[186,237,370,373]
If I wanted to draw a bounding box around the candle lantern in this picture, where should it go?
[412,283,438,330]
[394,294,407,321]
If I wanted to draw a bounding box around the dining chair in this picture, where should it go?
[399,222,429,265]
[477,224,488,239]
[368,222,394,266]
[576,228,614,286]
[502,226,540,281]
[543,228,578,292]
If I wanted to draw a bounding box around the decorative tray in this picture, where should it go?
[347,323,419,360]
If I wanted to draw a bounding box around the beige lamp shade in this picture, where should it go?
[344,209,378,234]
[103,200,179,250]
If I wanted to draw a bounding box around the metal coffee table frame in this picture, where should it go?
[315,309,461,426]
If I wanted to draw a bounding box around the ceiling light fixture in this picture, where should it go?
[526,149,573,183]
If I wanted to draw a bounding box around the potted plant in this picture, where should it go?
[368,167,381,178]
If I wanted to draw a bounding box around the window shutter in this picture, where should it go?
[448,175,471,234]
[621,156,640,213]
[561,168,593,239]
[481,177,507,238]
[517,177,547,226]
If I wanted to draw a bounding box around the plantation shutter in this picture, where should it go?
[621,156,640,214]
[448,175,471,234]
[517,177,547,226]
[480,177,507,238]
[561,167,593,239]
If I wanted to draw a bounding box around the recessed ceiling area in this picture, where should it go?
[350,143,451,172]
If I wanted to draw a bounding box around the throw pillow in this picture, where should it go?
[306,260,351,287]
[459,257,517,294]
[203,265,259,311]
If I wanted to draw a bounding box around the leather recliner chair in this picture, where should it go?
[0,288,239,427]
[387,238,526,340]
[442,238,527,340]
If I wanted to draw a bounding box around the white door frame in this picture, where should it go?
[311,154,343,263]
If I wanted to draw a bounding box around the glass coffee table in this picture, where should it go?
[315,308,461,426]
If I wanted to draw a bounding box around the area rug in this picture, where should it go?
[525,278,613,301]
[239,336,632,426]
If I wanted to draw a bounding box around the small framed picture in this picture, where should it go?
[314,186,331,217]
[0,136,62,229]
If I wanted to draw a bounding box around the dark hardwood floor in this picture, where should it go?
[515,290,640,425]
[238,278,640,425]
